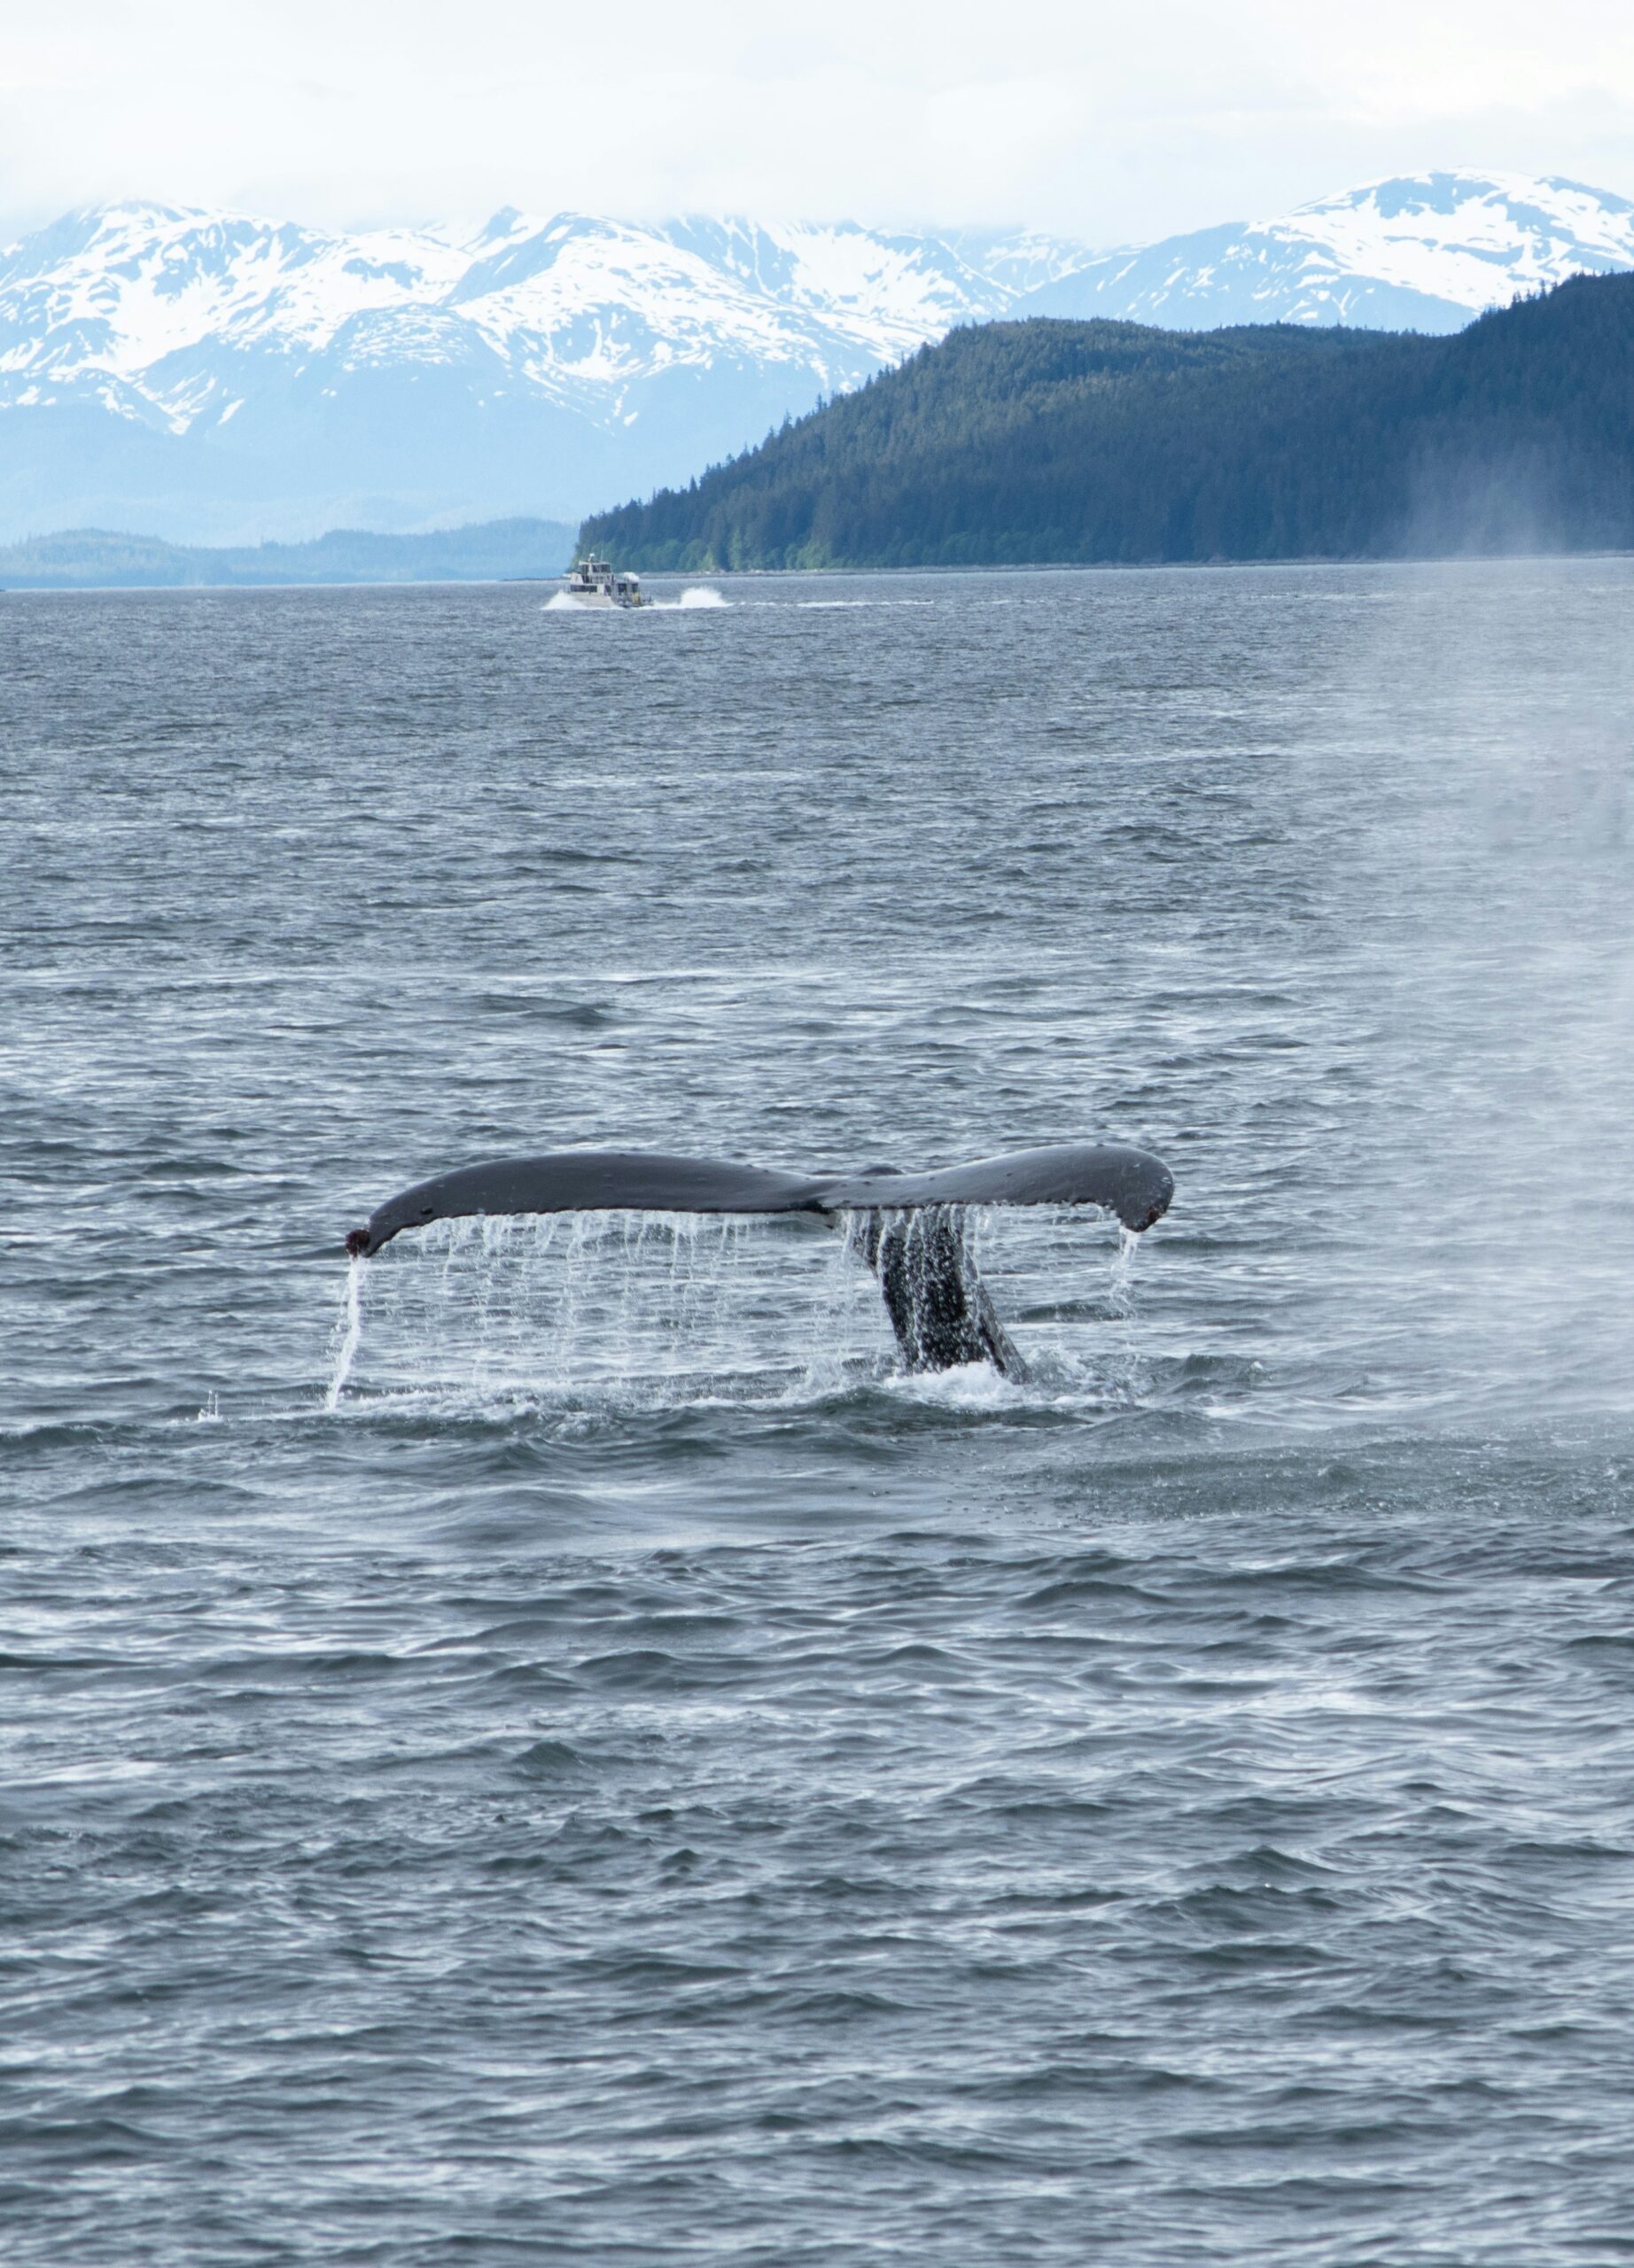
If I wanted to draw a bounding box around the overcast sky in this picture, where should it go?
[4,2,1633,245]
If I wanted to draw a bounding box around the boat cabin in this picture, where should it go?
[564,554,645,607]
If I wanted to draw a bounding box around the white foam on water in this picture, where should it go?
[882,1361,1028,1411]
[639,587,728,611]
[542,587,727,614]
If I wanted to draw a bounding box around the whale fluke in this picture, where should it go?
[343,1141,1173,1377]
[345,1150,821,1260]
[822,1142,1174,1225]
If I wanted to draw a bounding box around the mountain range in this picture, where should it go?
[3,171,1631,547]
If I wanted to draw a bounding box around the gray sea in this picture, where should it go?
[6,561,1634,2264]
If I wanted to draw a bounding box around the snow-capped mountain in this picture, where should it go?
[1021,172,1634,331]
[0,203,1038,541]
[2,172,1630,544]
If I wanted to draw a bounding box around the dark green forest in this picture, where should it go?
[580,276,1634,569]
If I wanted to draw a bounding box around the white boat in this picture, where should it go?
[559,554,646,609]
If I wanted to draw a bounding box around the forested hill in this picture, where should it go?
[580,275,1634,569]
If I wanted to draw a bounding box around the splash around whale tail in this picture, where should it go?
[342,1142,1173,1377]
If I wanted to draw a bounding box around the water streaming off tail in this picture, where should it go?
[324,1256,366,1410]
[1102,1226,1147,1402]
[324,1206,1148,1412]
[327,1211,897,1410]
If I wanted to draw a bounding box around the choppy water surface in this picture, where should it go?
[7,563,1634,2264]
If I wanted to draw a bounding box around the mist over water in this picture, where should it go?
[7,563,1634,2264]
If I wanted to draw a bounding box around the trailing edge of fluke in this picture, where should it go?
[342,1142,1174,1378]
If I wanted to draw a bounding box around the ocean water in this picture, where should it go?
[6,561,1634,2264]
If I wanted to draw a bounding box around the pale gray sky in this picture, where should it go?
[4,1,1633,244]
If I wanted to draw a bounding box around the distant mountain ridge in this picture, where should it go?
[580,275,1634,571]
[1027,173,1634,331]
[0,518,575,590]
[2,172,1631,545]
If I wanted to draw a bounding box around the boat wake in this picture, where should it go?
[542,585,728,614]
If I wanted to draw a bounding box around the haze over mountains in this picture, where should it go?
[2,171,1631,548]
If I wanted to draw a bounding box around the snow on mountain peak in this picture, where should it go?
[1018,168,1634,333]
[1,171,1630,543]
[1260,169,1634,309]
[0,200,1011,425]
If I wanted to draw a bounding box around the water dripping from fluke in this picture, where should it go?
[1109,1224,1140,1315]
[326,1142,1173,1411]
[325,1254,366,1410]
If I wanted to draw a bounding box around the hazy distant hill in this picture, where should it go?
[579,276,1634,571]
[2,173,1631,545]
[0,517,575,589]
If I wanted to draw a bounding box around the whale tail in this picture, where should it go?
[342,1141,1172,1377]
[855,1207,1023,1376]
